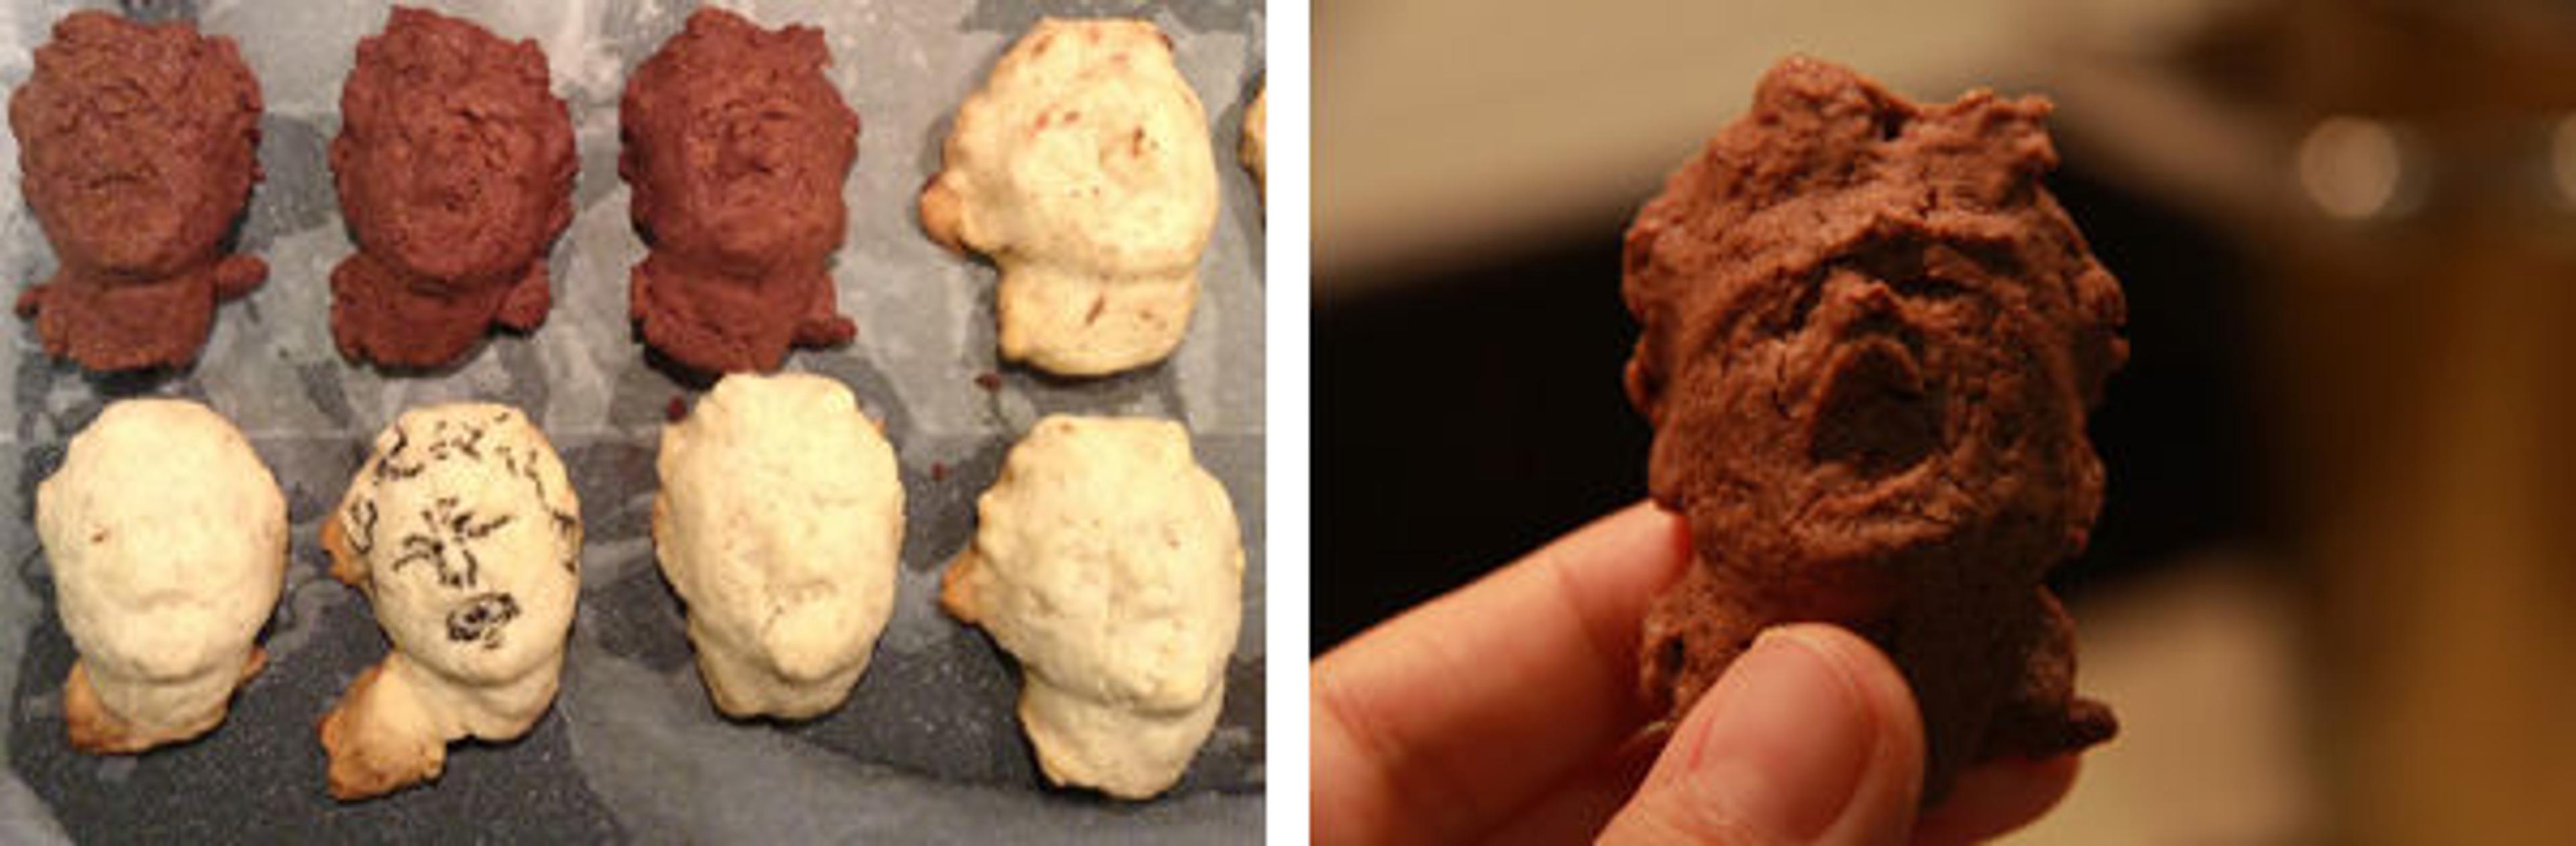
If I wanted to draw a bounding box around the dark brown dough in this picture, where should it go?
[1622,56,2127,798]
[329,6,574,369]
[8,11,266,372]
[619,7,858,374]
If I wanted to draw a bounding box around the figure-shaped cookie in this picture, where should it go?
[319,404,582,800]
[329,7,576,368]
[654,373,902,720]
[9,11,266,372]
[1240,86,1265,199]
[941,416,1241,798]
[1623,57,2126,797]
[37,400,284,753]
[619,8,858,374]
[921,19,1218,376]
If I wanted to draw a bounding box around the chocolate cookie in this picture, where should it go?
[9,11,266,372]
[619,8,859,374]
[1622,56,2126,797]
[329,6,575,369]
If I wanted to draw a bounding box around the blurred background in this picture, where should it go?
[1314,0,2576,842]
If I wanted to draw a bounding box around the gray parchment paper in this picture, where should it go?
[0,0,1265,841]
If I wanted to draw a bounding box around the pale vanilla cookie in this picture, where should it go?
[941,415,1242,799]
[319,403,581,800]
[1240,85,1265,198]
[37,399,284,753]
[653,373,902,720]
[920,18,1218,376]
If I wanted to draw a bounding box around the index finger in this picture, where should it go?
[1312,502,1692,845]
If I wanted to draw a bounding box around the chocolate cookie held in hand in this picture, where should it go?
[328,7,575,369]
[1621,56,2127,798]
[9,11,266,372]
[620,8,859,374]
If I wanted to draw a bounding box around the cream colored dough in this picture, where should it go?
[921,17,1220,376]
[37,399,284,753]
[318,403,581,800]
[653,372,903,720]
[941,415,1242,799]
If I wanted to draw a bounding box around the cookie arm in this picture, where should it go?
[793,270,855,347]
[496,260,552,331]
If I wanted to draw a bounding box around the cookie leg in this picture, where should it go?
[319,660,447,800]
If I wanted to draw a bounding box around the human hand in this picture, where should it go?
[1312,503,2080,844]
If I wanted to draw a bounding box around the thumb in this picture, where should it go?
[1599,624,1927,845]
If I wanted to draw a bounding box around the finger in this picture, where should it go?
[1313,502,1693,845]
[1487,727,1664,846]
[1912,755,2080,846]
[1599,623,1928,845]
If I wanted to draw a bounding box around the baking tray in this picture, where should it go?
[0,0,1266,841]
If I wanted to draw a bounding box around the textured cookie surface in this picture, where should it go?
[941,416,1242,799]
[319,403,582,800]
[9,11,266,372]
[329,6,574,368]
[1623,56,2126,796]
[37,400,284,753]
[620,7,859,374]
[654,373,902,720]
[922,18,1218,376]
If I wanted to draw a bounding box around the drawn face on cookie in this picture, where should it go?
[623,14,854,275]
[339,408,582,684]
[334,11,573,283]
[11,14,258,278]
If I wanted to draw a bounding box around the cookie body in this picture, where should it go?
[941,416,1241,799]
[37,400,284,753]
[319,403,581,800]
[922,19,1218,376]
[329,6,575,368]
[1622,56,2126,796]
[9,11,266,372]
[653,373,902,720]
[619,8,858,374]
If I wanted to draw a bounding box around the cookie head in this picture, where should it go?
[36,399,284,752]
[1623,57,2127,582]
[620,9,856,272]
[653,373,902,719]
[941,415,1243,798]
[336,405,582,686]
[9,11,260,278]
[332,7,575,284]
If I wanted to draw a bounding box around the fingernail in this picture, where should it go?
[1680,626,1876,841]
